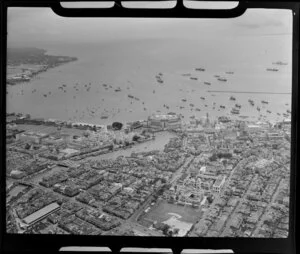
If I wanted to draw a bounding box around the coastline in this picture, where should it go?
[7,47,77,85]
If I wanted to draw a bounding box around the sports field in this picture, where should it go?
[140,200,202,224]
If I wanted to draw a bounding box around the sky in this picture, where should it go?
[7,3,293,47]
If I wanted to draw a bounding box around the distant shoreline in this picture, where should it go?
[6,47,77,85]
[207,90,291,94]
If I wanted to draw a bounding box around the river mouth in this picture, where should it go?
[87,131,177,161]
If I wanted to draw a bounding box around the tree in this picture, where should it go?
[112,122,123,130]
[24,143,31,150]
[162,224,170,235]
[132,135,141,142]
[173,228,179,236]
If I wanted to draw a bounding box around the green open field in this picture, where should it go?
[140,200,202,224]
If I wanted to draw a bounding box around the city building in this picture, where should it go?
[22,202,60,226]
[147,114,181,130]
[16,131,49,144]
[212,175,226,193]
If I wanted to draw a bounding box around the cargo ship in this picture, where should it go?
[266,68,279,71]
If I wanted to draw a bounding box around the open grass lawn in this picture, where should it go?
[141,200,202,224]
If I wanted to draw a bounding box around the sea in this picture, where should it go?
[6,34,292,125]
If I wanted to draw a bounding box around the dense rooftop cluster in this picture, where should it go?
[6,112,291,237]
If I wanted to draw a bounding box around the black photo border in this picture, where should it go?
[0,1,298,254]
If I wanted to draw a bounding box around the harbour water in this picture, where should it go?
[7,19,292,125]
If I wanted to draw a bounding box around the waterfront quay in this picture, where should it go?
[6,112,291,237]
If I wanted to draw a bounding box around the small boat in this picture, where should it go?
[226,71,234,74]
[182,73,191,76]
[204,82,211,85]
[182,99,187,102]
[235,104,241,108]
[200,97,205,100]
[218,78,227,82]
[220,105,225,109]
[214,75,220,78]
[267,110,271,113]
[231,108,240,114]
[195,108,201,111]
[261,100,269,104]
[266,68,279,71]
[272,61,288,65]
[195,68,205,71]
[189,103,194,107]
[190,77,198,80]
[115,88,121,92]
[257,107,261,111]
[287,110,291,114]
[277,113,281,116]
[230,96,236,101]
[128,94,134,99]
[248,99,255,106]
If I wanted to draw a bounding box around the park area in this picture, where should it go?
[138,200,203,236]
